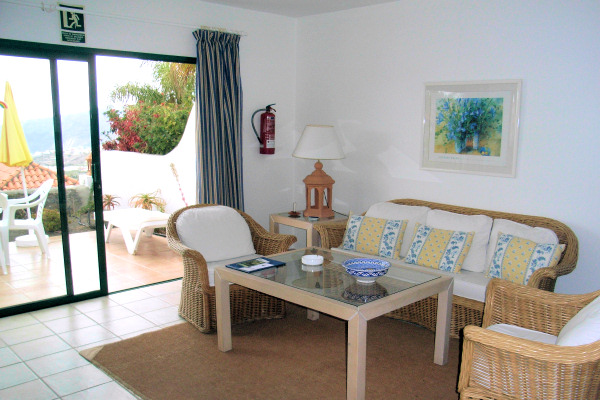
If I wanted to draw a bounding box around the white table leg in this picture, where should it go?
[105,223,114,242]
[347,312,367,400]
[306,309,320,320]
[119,227,137,255]
[215,269,232,352]
[434,279,453,365]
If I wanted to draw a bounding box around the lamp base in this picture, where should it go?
[302,160,335,219]
[303,208,334,218]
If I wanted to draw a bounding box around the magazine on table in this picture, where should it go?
[226,257,285,273]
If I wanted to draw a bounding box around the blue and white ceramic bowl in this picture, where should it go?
[342,258,390,284]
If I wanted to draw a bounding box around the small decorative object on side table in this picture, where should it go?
[288,202,301,218]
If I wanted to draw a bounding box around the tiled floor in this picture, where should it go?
[0,279,184,399]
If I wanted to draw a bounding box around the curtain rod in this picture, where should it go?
[1,0,247,36]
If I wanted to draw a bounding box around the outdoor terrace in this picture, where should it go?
[0,229,182,309]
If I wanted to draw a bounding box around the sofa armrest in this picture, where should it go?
[482,278,600,335]
[314,220,347,249]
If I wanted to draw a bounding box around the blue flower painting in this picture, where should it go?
[434,97,504,156]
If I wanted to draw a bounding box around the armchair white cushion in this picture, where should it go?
[487,323,558,344]
[175,205,255,262]
[557,295,600,346]
[485,294,600,347]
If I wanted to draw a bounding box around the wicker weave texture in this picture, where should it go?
[314,199,579,338]
[458,279,600,400]
[167,204,297,333]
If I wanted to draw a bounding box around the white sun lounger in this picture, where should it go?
[104,208,170,255]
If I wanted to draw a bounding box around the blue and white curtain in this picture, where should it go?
[194,29,244,210]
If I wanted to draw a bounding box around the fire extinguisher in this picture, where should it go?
[252,104,276,154]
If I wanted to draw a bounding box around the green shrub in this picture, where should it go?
[43,209,62,233]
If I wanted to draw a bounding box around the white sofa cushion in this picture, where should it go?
[486,219,559,269]
[176,206,256,263]
[556,295,600,346]
[487,323,558,344]
[453,269,491,302]
[365,202,430,258]
[426,210,493,273]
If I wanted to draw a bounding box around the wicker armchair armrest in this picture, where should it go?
[458,325,600,399]
[482,279,600,335]
[239,210,297,255]
[314,220,347,249]
[167,233,212,289]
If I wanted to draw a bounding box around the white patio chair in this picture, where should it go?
[0,179,54,268]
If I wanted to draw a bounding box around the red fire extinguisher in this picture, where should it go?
[252,104,276,154]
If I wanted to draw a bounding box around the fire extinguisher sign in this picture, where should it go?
[59,4,86,44]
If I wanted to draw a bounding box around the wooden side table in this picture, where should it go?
[269,211,347,247]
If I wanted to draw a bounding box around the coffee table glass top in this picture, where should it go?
[246,248,441,306]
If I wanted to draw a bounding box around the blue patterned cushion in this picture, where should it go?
[405,224,474,273]
[487,233,564,285]
[341,215,407,259]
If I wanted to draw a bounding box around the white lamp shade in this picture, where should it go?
[292,125,345,160]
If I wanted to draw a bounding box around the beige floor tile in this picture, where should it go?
[0,379,58,400]
[9,335,71,361]
[25,349,89,377]
[0,323,55,346]
[58,325,116,348]
[62,381,137,400]
[0,363,38,390]
[42,364,111,397]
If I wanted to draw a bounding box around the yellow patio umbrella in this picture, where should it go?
[1,82,34,225]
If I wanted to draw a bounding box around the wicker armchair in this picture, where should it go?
[458,278,600,399]
[167,204,297,333]
[314,199,578,338]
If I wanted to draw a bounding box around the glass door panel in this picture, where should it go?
[56,59,100,295]
[0,54,104,310]
[0,55,68,307]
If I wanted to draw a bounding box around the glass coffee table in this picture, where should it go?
[215,248,453,400]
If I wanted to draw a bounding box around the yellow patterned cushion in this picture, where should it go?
[487,232,564,285]
[405,224,474,273]
[341,215,407,259]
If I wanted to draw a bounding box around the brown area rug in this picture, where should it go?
[81,304,461,399]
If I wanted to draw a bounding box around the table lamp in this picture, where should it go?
[292,125,345,218]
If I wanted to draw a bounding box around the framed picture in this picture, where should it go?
[421,80,522,177]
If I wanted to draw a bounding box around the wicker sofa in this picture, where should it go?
[315,199,578,338]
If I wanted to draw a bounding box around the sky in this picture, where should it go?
[0,54,157,122]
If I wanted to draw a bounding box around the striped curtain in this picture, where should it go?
[194,29,244,210]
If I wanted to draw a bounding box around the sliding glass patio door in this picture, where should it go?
[0,39,194,316]
[0,50,107,315]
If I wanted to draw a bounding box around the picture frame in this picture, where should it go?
[421,79,522,177]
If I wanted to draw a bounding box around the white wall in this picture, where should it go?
[0,0,298,227]
[295,0,600,294]
[100,105,197,213]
